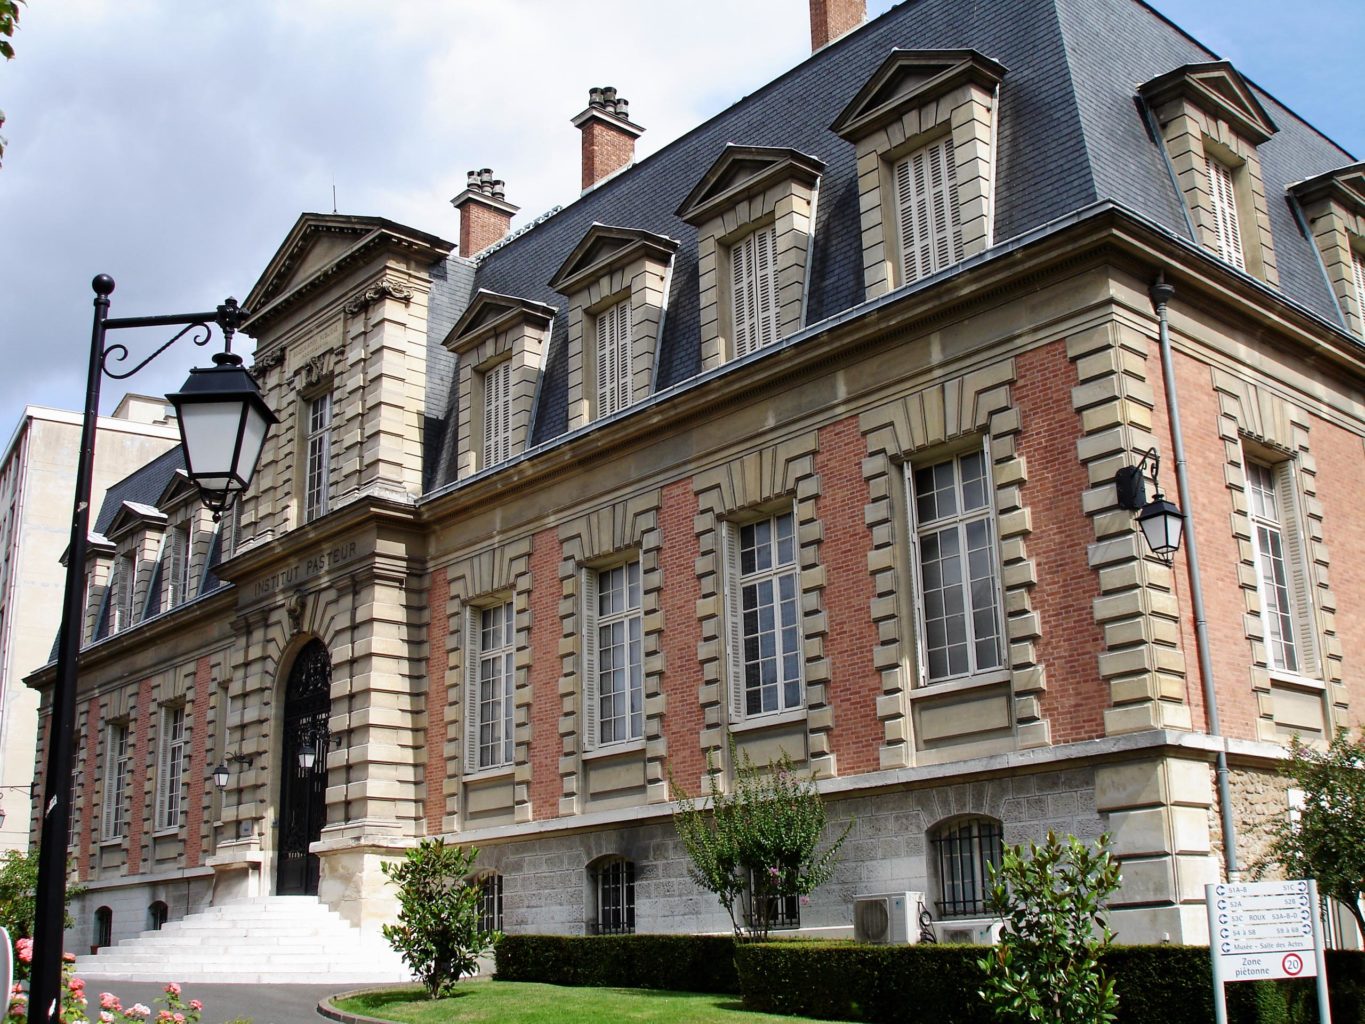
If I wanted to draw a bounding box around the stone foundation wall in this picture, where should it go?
[65,874,214,954]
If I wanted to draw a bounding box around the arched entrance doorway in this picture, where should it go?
[277,638,331,895]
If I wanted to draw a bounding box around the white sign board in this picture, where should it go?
[0,926,10,1013]
[1208,879,1316,981]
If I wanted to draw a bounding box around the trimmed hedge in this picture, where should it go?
[494,934,740,994]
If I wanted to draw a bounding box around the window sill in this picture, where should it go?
[1266,671,1325,691]
[583,739,646,762]
[908,670,1010,700]
[463,764,514,783]
[98,837,124,847]
[153,827,181,839]
[731,707,807,734]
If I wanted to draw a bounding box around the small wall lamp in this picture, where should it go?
[298,723,343,771]
[1115,447,1184,563]
[212,752,255,791]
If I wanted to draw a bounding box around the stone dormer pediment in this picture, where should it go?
[830,49,1007,141]
[442,290,556,357]
[244,213,454,336]
[675,146,825,226]
[106,501,167,543]
[1290,162,1365,210]
[155,469,200,512]
[1139,61,1276,145]
[549,225,679,296]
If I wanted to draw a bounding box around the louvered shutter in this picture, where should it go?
[581,568,600,750]
[723,523,746,722]
[731,236,753,357]
[596,309,612,416]
[595,302,632,417]
[1351,249,1365,329]
[170,529,186,606]
[1274,463,1318,676]
[614,303,631,412]
[155,710,171,829]
[483,362,512,467]
[754,225,779,350]
[896,138,964,286]
[1208,159,1245,270]
[904,465,930,688]
[463,606,480,773]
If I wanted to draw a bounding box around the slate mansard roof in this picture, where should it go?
[423,0,1356,491]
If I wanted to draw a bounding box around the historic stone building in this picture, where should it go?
[31,0,1365,957]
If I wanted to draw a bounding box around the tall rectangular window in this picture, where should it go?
[305,393,332,522]
[595,300,632,418]
[156,705,186,832]
[909,448,1004,684]
[165,524,192,607]
[1208,158,1246,270]
[101,722,129,841]
[727,511,802,718]
[1247,459,1315,675]
[730,224,780,358]
[583,561,643,748]
[482,361,513,468]
[895,136,965,285]
[467,601,515,771]
[109,554,134,634]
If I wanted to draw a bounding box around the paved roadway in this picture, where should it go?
[74,980,363,1024]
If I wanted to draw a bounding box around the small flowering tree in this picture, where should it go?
[673,744,851,941]
[5,935,203,1024]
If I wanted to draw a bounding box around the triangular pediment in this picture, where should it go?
[831,49,1007,141]
[155,469,199,511]
[549,225,679,295]
[106,500,167,541]
[1140,61,1276,145]
[244,213,453,337]
[442,289,557,356]
[1290,162,1365,212]
[676,146,826,226]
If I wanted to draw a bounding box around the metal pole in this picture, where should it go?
[29,275,114,1024]
[1151,276,1240,880]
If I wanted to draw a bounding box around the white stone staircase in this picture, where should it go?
[75,896,413,985]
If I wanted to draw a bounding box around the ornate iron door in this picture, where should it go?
[277,639,331,896]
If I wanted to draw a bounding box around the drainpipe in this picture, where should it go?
[1151,275,1239,881]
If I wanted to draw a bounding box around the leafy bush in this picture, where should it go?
[495,934,740,994]
[381,839,497,999]
[1,849,83,981]
[980,832,1121,1023]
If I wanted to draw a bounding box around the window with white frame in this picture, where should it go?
[1208,157,1246,270]
[595,299,632,418]
[583,561,643,748]
[164,524,192,608]
[591,857,635,935]
[466,601,515,771]
[101,722,129,841]
[726,511,802,719]
[730,224,780,358]
[482,360,513,468]
[476,873,503,934]
[932,817,1003,918]
[895,136,965,285]
[155,704,186,832]
[908,447,1004,684]
[304,392,332,522]
[1246,459,1316,676]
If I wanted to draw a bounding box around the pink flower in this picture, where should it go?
[164,983,181,998]
[15,937,32,963]
[128,1003,152,1020]
[62,951,77,963]
[100,993,122,1011]
[767,865,780,879]
[100,1012,114,1023]
[188,1001,202,1013]
[157,1010,174,1023]
[173,1014,185,1024]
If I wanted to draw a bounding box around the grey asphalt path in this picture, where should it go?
[73,980,377,1024]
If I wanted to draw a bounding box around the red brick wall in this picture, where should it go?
[184,657,211,868]
[529,529,562,821]
[660,478,705,792]
[458,203,512,258]
[1310,412,1365,728]
[79,702,97,880]
[581,122,635,190]
[816,416,882,774]
[424,567,450,836]
[1016,341,1108,743]
[126,678,153,875]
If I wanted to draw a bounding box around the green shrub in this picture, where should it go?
[494,934,740,993]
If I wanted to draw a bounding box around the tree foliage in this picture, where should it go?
[979,831,1122,1024]
[0,848,84,981]
[672,744,851,941]
[1257,728,1365,936]
[0,0,22,167]
[381,839,497,999]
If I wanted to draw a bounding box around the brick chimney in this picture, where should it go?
[572,87,644,192]
[451,169,520,258]
[810,0,865,51]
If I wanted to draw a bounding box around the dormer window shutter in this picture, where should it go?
[730,225,780,358]
[896,137,965,285]
[595,301,632,418]
[1351,248,1365,324]
[1208,158,1246,270]
[483,361,513,467]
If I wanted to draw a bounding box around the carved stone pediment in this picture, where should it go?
[1139,60,1276,145]
[831,48,1007,142]
[675,146,825,226]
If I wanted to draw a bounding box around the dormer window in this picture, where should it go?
[109,553,133,634]
[443,291,555,478]
[1140,61,1279,283]
[832,49,1006,300]
[1289,163,1365,339]
[304,392,332,522]
[677,147,823,370]
[164,524,192,607]
[550,225,677,429]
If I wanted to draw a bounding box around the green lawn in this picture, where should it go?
[331,980,833,1024]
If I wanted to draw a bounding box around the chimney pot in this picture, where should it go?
[575,85,643,191]
[452,167,519,257]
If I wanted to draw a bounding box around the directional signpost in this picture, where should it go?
[1205,878,1331,1024]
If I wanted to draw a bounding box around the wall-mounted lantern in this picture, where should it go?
[1115,447,1184,562]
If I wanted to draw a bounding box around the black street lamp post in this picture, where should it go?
[28,275,276,1024]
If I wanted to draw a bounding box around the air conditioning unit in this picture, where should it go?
[932,919,1004,945]
[852,891,923,944]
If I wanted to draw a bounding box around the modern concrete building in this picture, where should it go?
[0,397,179,851]
[31,0,1365,965]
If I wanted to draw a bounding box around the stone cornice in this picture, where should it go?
[830,48,1007,142]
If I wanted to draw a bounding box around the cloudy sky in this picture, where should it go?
[1,0,1361,423]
